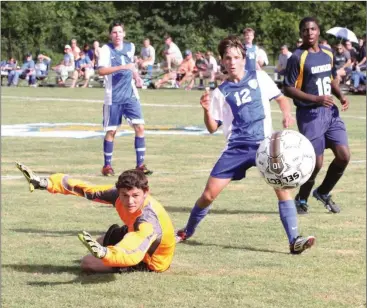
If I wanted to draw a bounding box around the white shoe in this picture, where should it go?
[290,236,315,254]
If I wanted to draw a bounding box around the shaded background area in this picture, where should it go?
[1,1,366,64]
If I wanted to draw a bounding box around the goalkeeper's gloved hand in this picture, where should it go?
[78,231,107,259]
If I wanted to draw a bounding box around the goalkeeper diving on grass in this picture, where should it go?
[16,162,176,273]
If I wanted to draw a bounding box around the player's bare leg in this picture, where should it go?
[70,70,79,88]
[81,70,91,88]
[165,54,173,71]
[80,255,116,273]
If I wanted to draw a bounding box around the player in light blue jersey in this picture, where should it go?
[98,21,152,177]
[176,36,315,254]
[243,28,267,71]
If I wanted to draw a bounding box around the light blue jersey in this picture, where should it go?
[210,70,282,147]
[244,44,258,71]
[99,41,139,105]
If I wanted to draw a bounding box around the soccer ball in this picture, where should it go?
[256,130,316,189]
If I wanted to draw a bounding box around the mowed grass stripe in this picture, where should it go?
[2,94,367,120]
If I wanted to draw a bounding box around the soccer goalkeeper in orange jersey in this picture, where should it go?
[16,162,175,273]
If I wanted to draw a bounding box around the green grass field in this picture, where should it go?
[2,87,366,308]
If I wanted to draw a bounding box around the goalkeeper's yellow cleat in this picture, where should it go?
[78,231,107,259]
[15,162,48,192]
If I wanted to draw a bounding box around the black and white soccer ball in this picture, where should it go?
[256,130,316,189]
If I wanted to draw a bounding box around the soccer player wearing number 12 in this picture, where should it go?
[284,17,350,214]
[176,36,315,255]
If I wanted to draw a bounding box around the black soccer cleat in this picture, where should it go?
[312,189,340,213]
[295,194,309,215]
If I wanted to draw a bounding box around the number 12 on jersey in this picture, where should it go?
[234,88,251,106]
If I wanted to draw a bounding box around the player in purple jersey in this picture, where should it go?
[176,35,315,255]
[98,21,152,177]
[284,17,350,214]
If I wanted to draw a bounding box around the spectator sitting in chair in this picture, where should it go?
[344,40,358,60]
[137,38,155,72]
[13,53,37,87]
[71,38,81,62]
[204,51,219,89]
[35,54,51,79]
[350,56,366,93]
[274,45,292,80]
[334,44,352,83]
[92,40,101,70]
[356,38,366,71]
[186,51,219,90]
[70,51,94,88]
[83,43,94,63]
[185,51,209,90]
[162,35,183,71]
[1,57,17,71]
[154,49,195,89]
[52,45,75,86]
[2,57,18,86]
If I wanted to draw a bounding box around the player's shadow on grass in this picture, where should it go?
[32,170,62,175]
[181,240,288,255]
[27,274,117,286]
[164,206,279,215]
[11,228,104,237]
[3,263,81,275]
[3,263,117,285]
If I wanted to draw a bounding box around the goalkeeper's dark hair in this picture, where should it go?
[115,169,149,192]
[299,17,319,31]
[218,35,246,59]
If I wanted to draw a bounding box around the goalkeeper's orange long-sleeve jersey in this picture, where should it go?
[47,174,176,272]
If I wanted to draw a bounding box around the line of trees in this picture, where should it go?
[1,1,366,64]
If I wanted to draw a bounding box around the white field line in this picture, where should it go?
[1,169,213,180]
[2,96,195,108]
[2,161,365,181]
[2,95,367,119]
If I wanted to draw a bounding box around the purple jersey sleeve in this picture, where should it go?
[331,55,337,79]
[283,54,300,88]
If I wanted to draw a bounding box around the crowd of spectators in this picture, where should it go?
[1,33,366,93]
[1,38,102,88]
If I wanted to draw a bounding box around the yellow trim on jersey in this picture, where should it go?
[320,48,334,81]
[295,51,308,90]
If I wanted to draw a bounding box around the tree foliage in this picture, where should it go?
[1,1,366,64]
